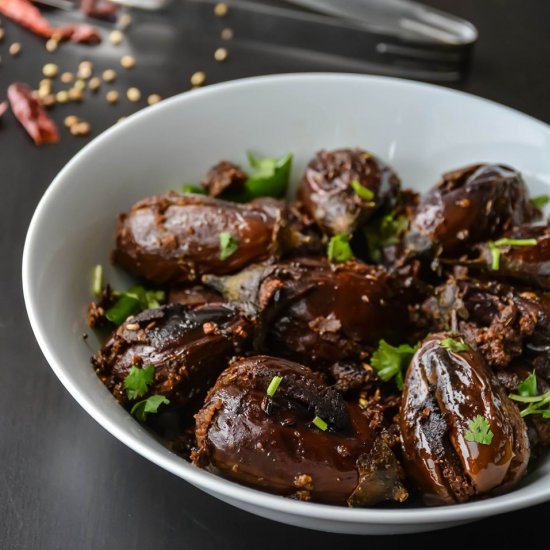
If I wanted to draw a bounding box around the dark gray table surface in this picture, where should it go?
[1,1,549,548]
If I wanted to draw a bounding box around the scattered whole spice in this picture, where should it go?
[221,27,233,40]
[64,115,79,128]
[106,90,119,104]
[9,42,21,56]
[120,55,135,69]
[127,87,141,102]
[77,61,93,80]
[41,94,55,107]
[42,63,59,78]
[88,77,101,92]
[60,72,74,84]
[190,71,206,87]
[7,82,59,145]
[45,38,58,52]
[74,79,86,90]
[117,13,132,29]
[68,87,83,101]
[147,94,162,106]
[71,120,91,136]
[214,2,228,17]
[109,29,123,45]
[214,47,228,62]
[102,69,116,82]
[56,90,69,103]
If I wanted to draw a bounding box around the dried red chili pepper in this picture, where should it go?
[0,0,101,43]
[7,83,60,146]
[80,0,118,20]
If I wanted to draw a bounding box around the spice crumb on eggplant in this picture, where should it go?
[86,150,549,507]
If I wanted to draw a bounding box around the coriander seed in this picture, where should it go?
[102,69,116,82]
[68,87,83,101]
[147,93,162,105]
[45,38,58,52]
[117,13,132,29]
[109,30,124,45]
[9,42,21,56]
[88,77,101,92]
[56,90,69,103]
[221,27,233,40]
[127,87,141,102]
[214,2,228,16]
[60,72,74,84]
[214,47,228,62]
[64,115,79,128]
[190,71,206,87]
[74,79,86,90]
[42,63,59,78]
[106,90,119,104]
[120,55,135,69]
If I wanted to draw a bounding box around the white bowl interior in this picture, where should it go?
[23,74,550,534]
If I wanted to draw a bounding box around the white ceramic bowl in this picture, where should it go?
[23,74,550,535]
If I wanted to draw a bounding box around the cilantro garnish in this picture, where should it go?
[312,416,328,431]
[124,364,155,401]
[91,264,103,297]
[327,232,354,263]
[105,286,165,326]
[487,238,538,271]
[219,232,239,261]
[244,152,293,200]
[370,340,419,390]
[440,337,469,353]
[364,212,408,262]
[531,194,550,209]
[517,370,538,397]
[509,373,550,418]
[350,179,374,201]
[130,395,170,423]
[183,183,207,195]
[465,415,494,445]
[266,375,283,397]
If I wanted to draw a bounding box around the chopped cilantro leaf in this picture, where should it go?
[219,232,239,261]
[130,395,170,423]
[440,337,469,353]
[124,365,155,401]
[183,183,207,195]
[312,416,328,431]
[371,340,418,390]
[105,286,165,326]
[266,375,283,397]
[327,232,353,263]
[465,415,494,445]
[364,212,408,262]
[350,179,374,201]
[517,370,538,397]
[531,194,550,209]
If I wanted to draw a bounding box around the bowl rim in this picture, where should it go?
[22,72,550,525]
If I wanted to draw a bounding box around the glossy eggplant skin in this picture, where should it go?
[205,259,413,367]
[476,223,550,289]
[113,193,284,284]
[92,303,253,409]
[406,164,536,258]
[194,355,408,506]
[400,334,530,505]
[297,149,400,236]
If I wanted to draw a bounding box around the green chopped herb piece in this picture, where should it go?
[219,232,239,261]
[124,364,155,401]
[244,152,292,200]
[266,375,283,397]
[371,340,419,390]
[350,179,375,201]
[105,285,165,325]
[327,232,353,263]
[517,370,538,397]
[488,242,500,271]
[531,194,550,209]
[509,389,550,418]
[465,415,494,445]
[364,212,408,262]
[440,337,469,353]
[130,394,170,423]
[183,183,207,195]
[312,416,328,431]
[493,238,538,248]
[92,264,103,297]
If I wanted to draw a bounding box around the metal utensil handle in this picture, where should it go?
[283,0,478,45]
